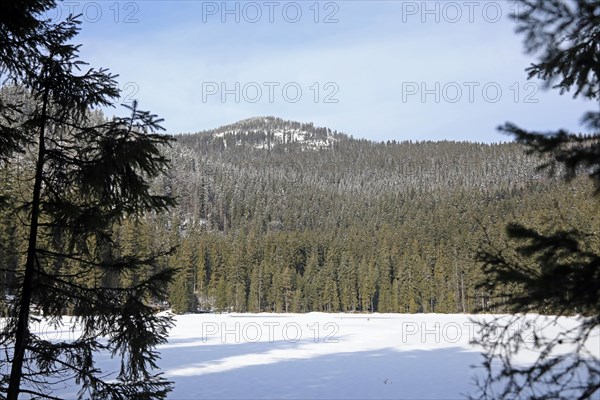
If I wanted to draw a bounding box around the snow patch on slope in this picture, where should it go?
[207,116,338,150]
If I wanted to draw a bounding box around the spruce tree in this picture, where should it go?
[0,5,176,399]
[474,1,600,398]
[168,238,196,314]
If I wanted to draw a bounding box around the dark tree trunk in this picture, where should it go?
[7,85,48,400]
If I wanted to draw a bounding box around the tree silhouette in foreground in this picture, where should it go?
[474,1,600,399]
[0,2,176,399]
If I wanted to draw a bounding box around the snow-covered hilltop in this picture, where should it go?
[198,116,344,150]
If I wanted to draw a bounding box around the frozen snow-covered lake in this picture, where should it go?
[19,313,600,399]
[160,313,484,399]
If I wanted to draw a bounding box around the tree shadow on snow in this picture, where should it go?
[159,342,482,400]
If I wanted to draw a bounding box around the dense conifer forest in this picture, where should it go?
[2,115,597,315]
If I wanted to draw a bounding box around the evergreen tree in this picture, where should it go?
[0,5,176,399]
[169,238,196,314]
[358,259,377,312]
[196,240,210,311]
[301,248,320,311]
[474,1,600,398]
[338,252,358,312]
[169,272,194,314]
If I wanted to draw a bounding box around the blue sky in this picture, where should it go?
[50,1,593,142]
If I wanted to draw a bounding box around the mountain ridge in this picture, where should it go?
[188,116,506,148]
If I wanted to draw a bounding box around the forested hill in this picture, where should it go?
[2,116,593,315]
[147,117,594,315]
[165,116,547,233]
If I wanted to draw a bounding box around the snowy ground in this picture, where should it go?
[17,313,600,399]
[161,313,484,399]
